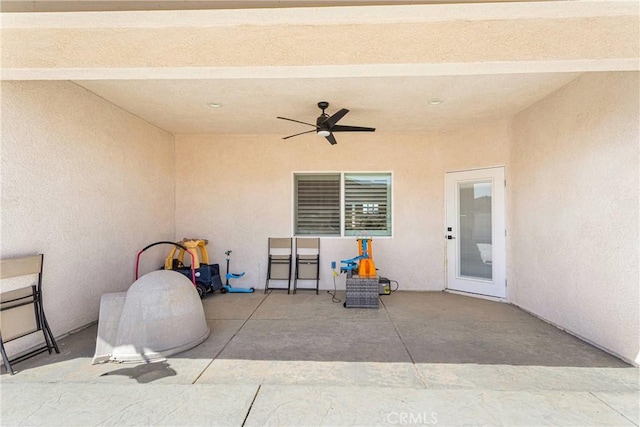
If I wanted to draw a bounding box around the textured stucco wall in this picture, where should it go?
[1,81,175,351]
[4,6,637,76]
[509,72,640,364]
[174,121,510,292]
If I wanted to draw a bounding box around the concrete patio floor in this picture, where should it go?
[1,291,638,426]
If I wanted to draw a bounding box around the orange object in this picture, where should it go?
[357,238,377,277]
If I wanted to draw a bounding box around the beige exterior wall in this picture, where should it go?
[509,72,640,364]
[1,81,175,350]
[2,72,636,365]
[174,121,510,292]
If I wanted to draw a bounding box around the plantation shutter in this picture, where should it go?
[295,174,340,236]
[344,173,391,236]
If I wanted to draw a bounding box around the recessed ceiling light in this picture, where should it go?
[428,99,444,105]
[207,102,222,108]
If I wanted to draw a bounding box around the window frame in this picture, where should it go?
[292,171,393,238]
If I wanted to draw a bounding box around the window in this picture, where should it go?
[294,174,340,235]
[294,172,392,237]
[344,173,392,236]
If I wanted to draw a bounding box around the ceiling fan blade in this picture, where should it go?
[282,129,316,140]
[325,133,338,145]
[322,108,349,128]
[331,125,376,133]
[277,117,319,128]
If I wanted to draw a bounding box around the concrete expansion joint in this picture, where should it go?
[242,384,262,427]
[587,390,639,426]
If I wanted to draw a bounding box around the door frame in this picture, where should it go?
[445,166,506,299]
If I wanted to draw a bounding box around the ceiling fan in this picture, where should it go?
[277,101,375,145]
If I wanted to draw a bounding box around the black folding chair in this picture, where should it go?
[1,254,59,375]
[264,238,292,294]
[293,238,320,294]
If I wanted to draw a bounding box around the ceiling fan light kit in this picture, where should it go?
[277,101,375,145]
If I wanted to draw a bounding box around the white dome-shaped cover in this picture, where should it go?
[94,270,210,364]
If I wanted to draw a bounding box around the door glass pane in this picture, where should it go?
[458,180,492,280]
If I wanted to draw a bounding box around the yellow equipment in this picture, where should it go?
[163,238,224,298]
[165,238,210,270]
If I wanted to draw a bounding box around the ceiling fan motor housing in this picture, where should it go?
[316,115,331,136]
[316,114,330,129]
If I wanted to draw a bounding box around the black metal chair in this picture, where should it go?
[1,254,59,375]
[264,238,292,294]
[293,238,320,294]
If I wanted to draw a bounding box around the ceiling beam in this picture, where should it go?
[1,1,545,14]
[2,2,638,80]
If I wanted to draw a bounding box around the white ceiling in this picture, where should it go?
[75,73,581,135]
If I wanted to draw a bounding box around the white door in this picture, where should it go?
[445,167,506,298]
